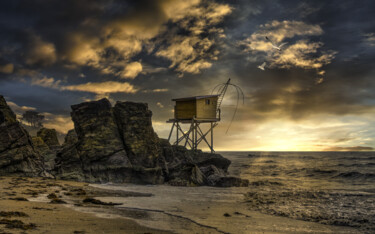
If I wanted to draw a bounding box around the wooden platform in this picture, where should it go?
[166,118,220,123]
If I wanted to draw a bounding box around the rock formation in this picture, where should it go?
[0,95,46,176]
[54,98,248,187]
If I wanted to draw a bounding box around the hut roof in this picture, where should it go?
[172,94,220,102]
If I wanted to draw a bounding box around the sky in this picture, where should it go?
[0,0,374,151]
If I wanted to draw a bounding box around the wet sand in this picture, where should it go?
[91,184,361,234]
[0,176,170,234]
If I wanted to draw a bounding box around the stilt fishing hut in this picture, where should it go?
[167,79,244,153]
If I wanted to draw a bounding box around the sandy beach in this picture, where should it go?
[0,176,170,234]
[0,175,363,234]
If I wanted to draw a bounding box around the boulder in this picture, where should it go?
[37,128,60,149]
[63,129,78,145]
[32,136,55,170]
[32,136,50,154]
[54,137,83,181]
[160,143,248,186]
[34,128,61,170]
[0,95,47,176]
[53,129,82,180]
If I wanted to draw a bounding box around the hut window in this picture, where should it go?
[205,99,210,105]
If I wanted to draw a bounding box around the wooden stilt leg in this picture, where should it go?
[211,122,213,153]
[168,122,175,142]
[176,122,179,146]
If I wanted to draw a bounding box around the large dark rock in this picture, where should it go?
[159,141,246,186]
[54,98,248,187]
[55,99,132,182]
[0,95,47,176]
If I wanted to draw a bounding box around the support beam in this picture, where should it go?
[196,123,217,153]
[176,123,192,148]
[196,125,213,153]
[184,124,193,148]
[176,121,179,145]
[196,123,217,145]
[194,122,197,150]
[211,122,213,153]
[168,122,175,141]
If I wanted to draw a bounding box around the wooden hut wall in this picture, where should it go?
[175,100,196,119]
[196,97,217,119]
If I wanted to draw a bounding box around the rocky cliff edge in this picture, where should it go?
[0,95,47,176]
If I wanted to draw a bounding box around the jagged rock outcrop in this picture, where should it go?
[0,95,47,176]
[54,98,248,187]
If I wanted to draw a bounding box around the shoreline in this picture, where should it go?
[0,176,171,234]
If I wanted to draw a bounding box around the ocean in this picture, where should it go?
[84,151,375,233]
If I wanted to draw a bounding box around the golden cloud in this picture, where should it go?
[142,88,169,93]
[270,40,336,70]
[31,76,62,89]
[26,75,139,95]
[0,63,14,74]
[152,88,168,92]
[155,2,231,75]
[240,20,335,75]
[257,20,323,43]
[156,102,164,108]
[156,37,215,74]
[119,61,143,79]
[364,33,375,46]
[25,35,57,66]
[42,112,74,134]
[7,101,36,115]
[62,81,138,94]
[64,33,101,67]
